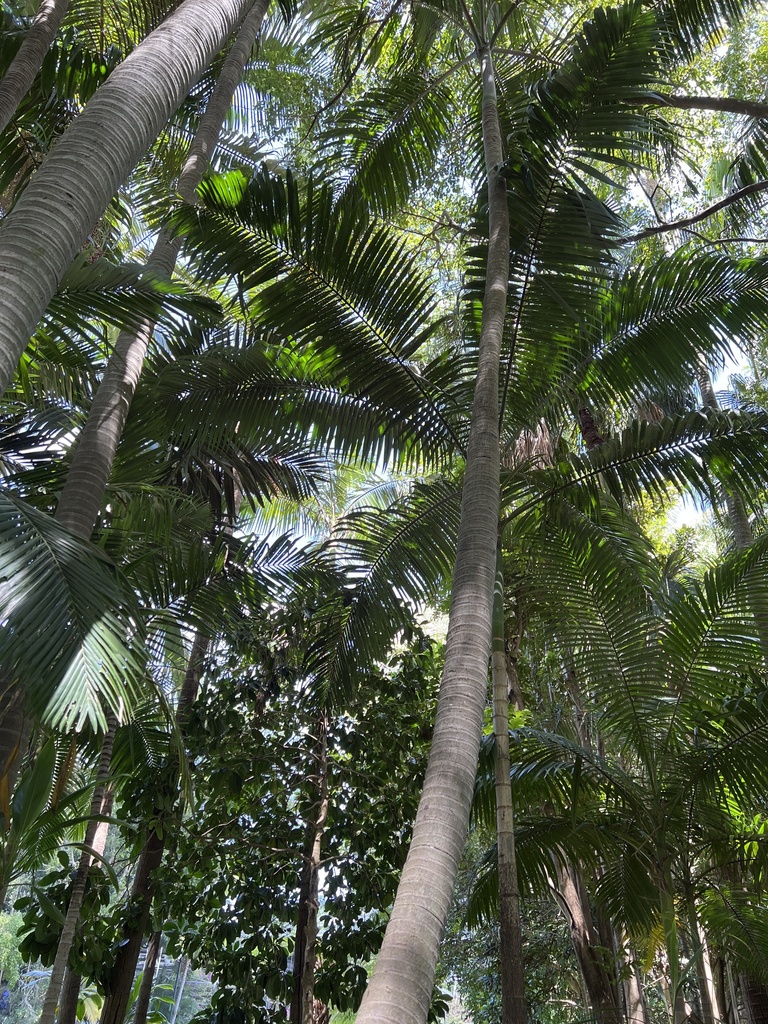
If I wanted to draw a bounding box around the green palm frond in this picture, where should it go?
[0,491,145,731]
[323,65,462,217]
[63,0,180,58]
[488,3,676,420]
[44,254,221,348]
[131,330,463,475]
[524,254,768,428]
[305,476,461,702]
[512,410,768,522]
[655,0,759,60]
[171,168,461,455]
[698,883,768,981]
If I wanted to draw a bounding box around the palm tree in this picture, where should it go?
[0,0,258,395]
[54,0,271,541]
[0,0,72,135]
[499,506,768,1019]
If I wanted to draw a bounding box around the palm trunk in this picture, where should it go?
[0,0,259,397]
[492,552,526,1024]
[685,902,718,1024]
[622,952,648,1024]
[168,958,189,1024]
[39,714,117,1024]
[0,680,30,810]
[355,44,507,1024]
[54,0,268,538]
[132,931,162,1024]
[0,0,70,136]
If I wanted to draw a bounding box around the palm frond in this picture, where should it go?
[0,491,144,731]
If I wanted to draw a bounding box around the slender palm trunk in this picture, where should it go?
[0,681,30,810]
[0,0,70,136]
[39,714,117,1024]
[168,958,189,1024]
[492,553,526,1024]
[355,45,507,1024]
[740,975,768,1024]
[54,0,268,537]
[0,0,260,397]
[622,948,649,1024]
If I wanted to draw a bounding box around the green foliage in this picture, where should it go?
[0,914,22,987]
[0,491,145,732]
[15,858,114,976]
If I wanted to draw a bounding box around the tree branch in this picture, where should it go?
[652,92,768,119]
[622,179,768,243]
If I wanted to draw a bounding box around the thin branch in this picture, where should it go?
[302,0,403,139]
[489,0,524,47]
[458,0,481,47]
[652,92,768,120]
[621,179,768,243]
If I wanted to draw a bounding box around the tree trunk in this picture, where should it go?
[57,968,81,1024]
[99,830,165,1024]
[98,635,208,1024]
[0,0,259,397]
[291,858,312,1024]
[168,958,189,1024]
[551,859,620,1024]
[0,680,31,815]
[298,714,329,1024]
[132,931,162,1024]
[740,975,768,1024]
[492,552,526,1024]
[355,43,507,1024]
[685,902,719,1024]
[39,714,117,1024]
[0,0,70,136]
[54,0,269,538]
[622,953,648,1024]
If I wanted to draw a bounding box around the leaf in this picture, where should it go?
[11,738,55,835]
[0,491,145,731]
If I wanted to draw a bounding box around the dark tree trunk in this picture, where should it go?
[57,969,81,1024]
[99,831,165,1024]
[577,405,605,449]
[133,931,162,1024]
[552,859,621,1024]
[291,714,329,1024]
